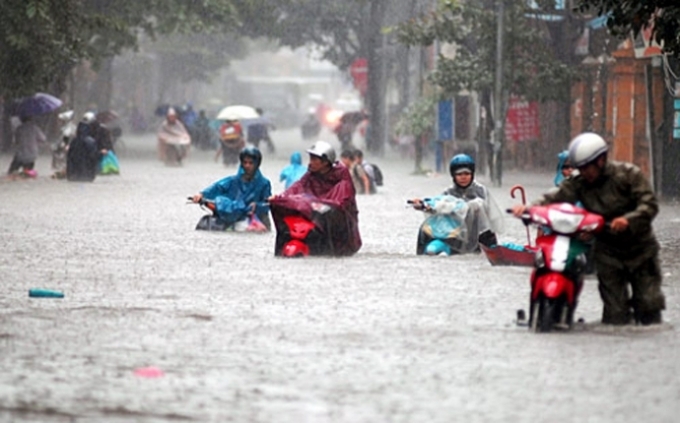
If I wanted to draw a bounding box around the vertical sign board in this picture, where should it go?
[436,100,454,172]
[674,99,680,139]
[437,100,454,141]
[505,96,541,143]
[349,58,368,97]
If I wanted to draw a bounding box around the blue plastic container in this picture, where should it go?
[29,288,64,298]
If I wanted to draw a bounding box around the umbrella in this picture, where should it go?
[241,115,274,128]
[14,93,63,117]
[340,111,367,125]
[96,110,119,124]
[217,105,259,121]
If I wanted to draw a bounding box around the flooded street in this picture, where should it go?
[1,131,679,422]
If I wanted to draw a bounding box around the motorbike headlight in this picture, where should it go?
[547,209,584,234]
[311,202,331,214]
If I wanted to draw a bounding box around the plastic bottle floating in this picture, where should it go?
[28,288,64,298]
[134,366,165,378]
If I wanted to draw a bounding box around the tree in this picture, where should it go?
[146,32,247,105]
[0,0,278,100]
[0,0,279,151]
[397,0,574,102]
[396,0,576,183]
[74,0,277,109]
[268,0,394,155]
[576,0,680,56]
[0,0,88,98]
[395,95,436,173]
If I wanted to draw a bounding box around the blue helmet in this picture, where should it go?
[239,146,262,168]
[449,154,475,178]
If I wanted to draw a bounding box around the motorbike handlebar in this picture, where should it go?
[187,196,215,209]
[506,207,613,232]
[506,208,531,219]
[408,199,432,211]
[407,198,431,205]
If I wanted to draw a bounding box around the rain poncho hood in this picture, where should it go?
[554,150,570,186]
[158,118,191,146]
[200,165,272,226]
[66,122,99,182]
[280,152,307,189]
[271,163,361,255]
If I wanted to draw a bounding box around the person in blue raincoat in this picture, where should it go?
[279,151,306,189]
[554,150,574,186]
[191,146,272,230]
[546,149,594,272]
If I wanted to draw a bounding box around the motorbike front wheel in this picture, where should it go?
[529,296,559,333]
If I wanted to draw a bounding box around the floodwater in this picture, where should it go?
[1,129,679,423]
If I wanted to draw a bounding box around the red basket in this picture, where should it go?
[480,244,536,267]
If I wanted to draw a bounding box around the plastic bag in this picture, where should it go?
[246,215,268,232]
[100,150,120,175]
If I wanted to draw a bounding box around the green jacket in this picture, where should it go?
[534,161,659,259]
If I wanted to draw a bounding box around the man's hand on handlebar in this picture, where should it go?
[510,204,528,217]
[191,193,203,203]
[409,198,423,210]
[610,216,629,233]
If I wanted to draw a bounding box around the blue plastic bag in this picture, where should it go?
[100,151,120,175]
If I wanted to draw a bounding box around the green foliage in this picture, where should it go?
[395,95,436,138]
[150,32,246,83]
[264,0,372,69]
[0,0,87,97]
[576,0,680,56]
[396,0,575,102]
[0,0,278,98]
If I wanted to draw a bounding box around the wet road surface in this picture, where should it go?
[1,130,679,422]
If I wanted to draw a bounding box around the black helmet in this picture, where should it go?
[239,146,262,168]
[449,154,475,178]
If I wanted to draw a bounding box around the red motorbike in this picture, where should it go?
[269,194,337,257]
[512,203,605,332]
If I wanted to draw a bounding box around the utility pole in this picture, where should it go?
[492,0,505,187]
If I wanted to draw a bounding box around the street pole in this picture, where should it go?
[493,0,504,187]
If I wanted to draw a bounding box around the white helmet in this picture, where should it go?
[58,110,74,121]
[306,140,336,163]
[82,111,96,123]
[568,132,608,167]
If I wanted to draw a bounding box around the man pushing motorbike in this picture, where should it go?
[512,132,665,325]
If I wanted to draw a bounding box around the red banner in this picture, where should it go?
[505,96,540,143]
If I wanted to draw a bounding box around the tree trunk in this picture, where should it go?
[92,57,114,111]
[366,0,386,155]
[1,101,11,154]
